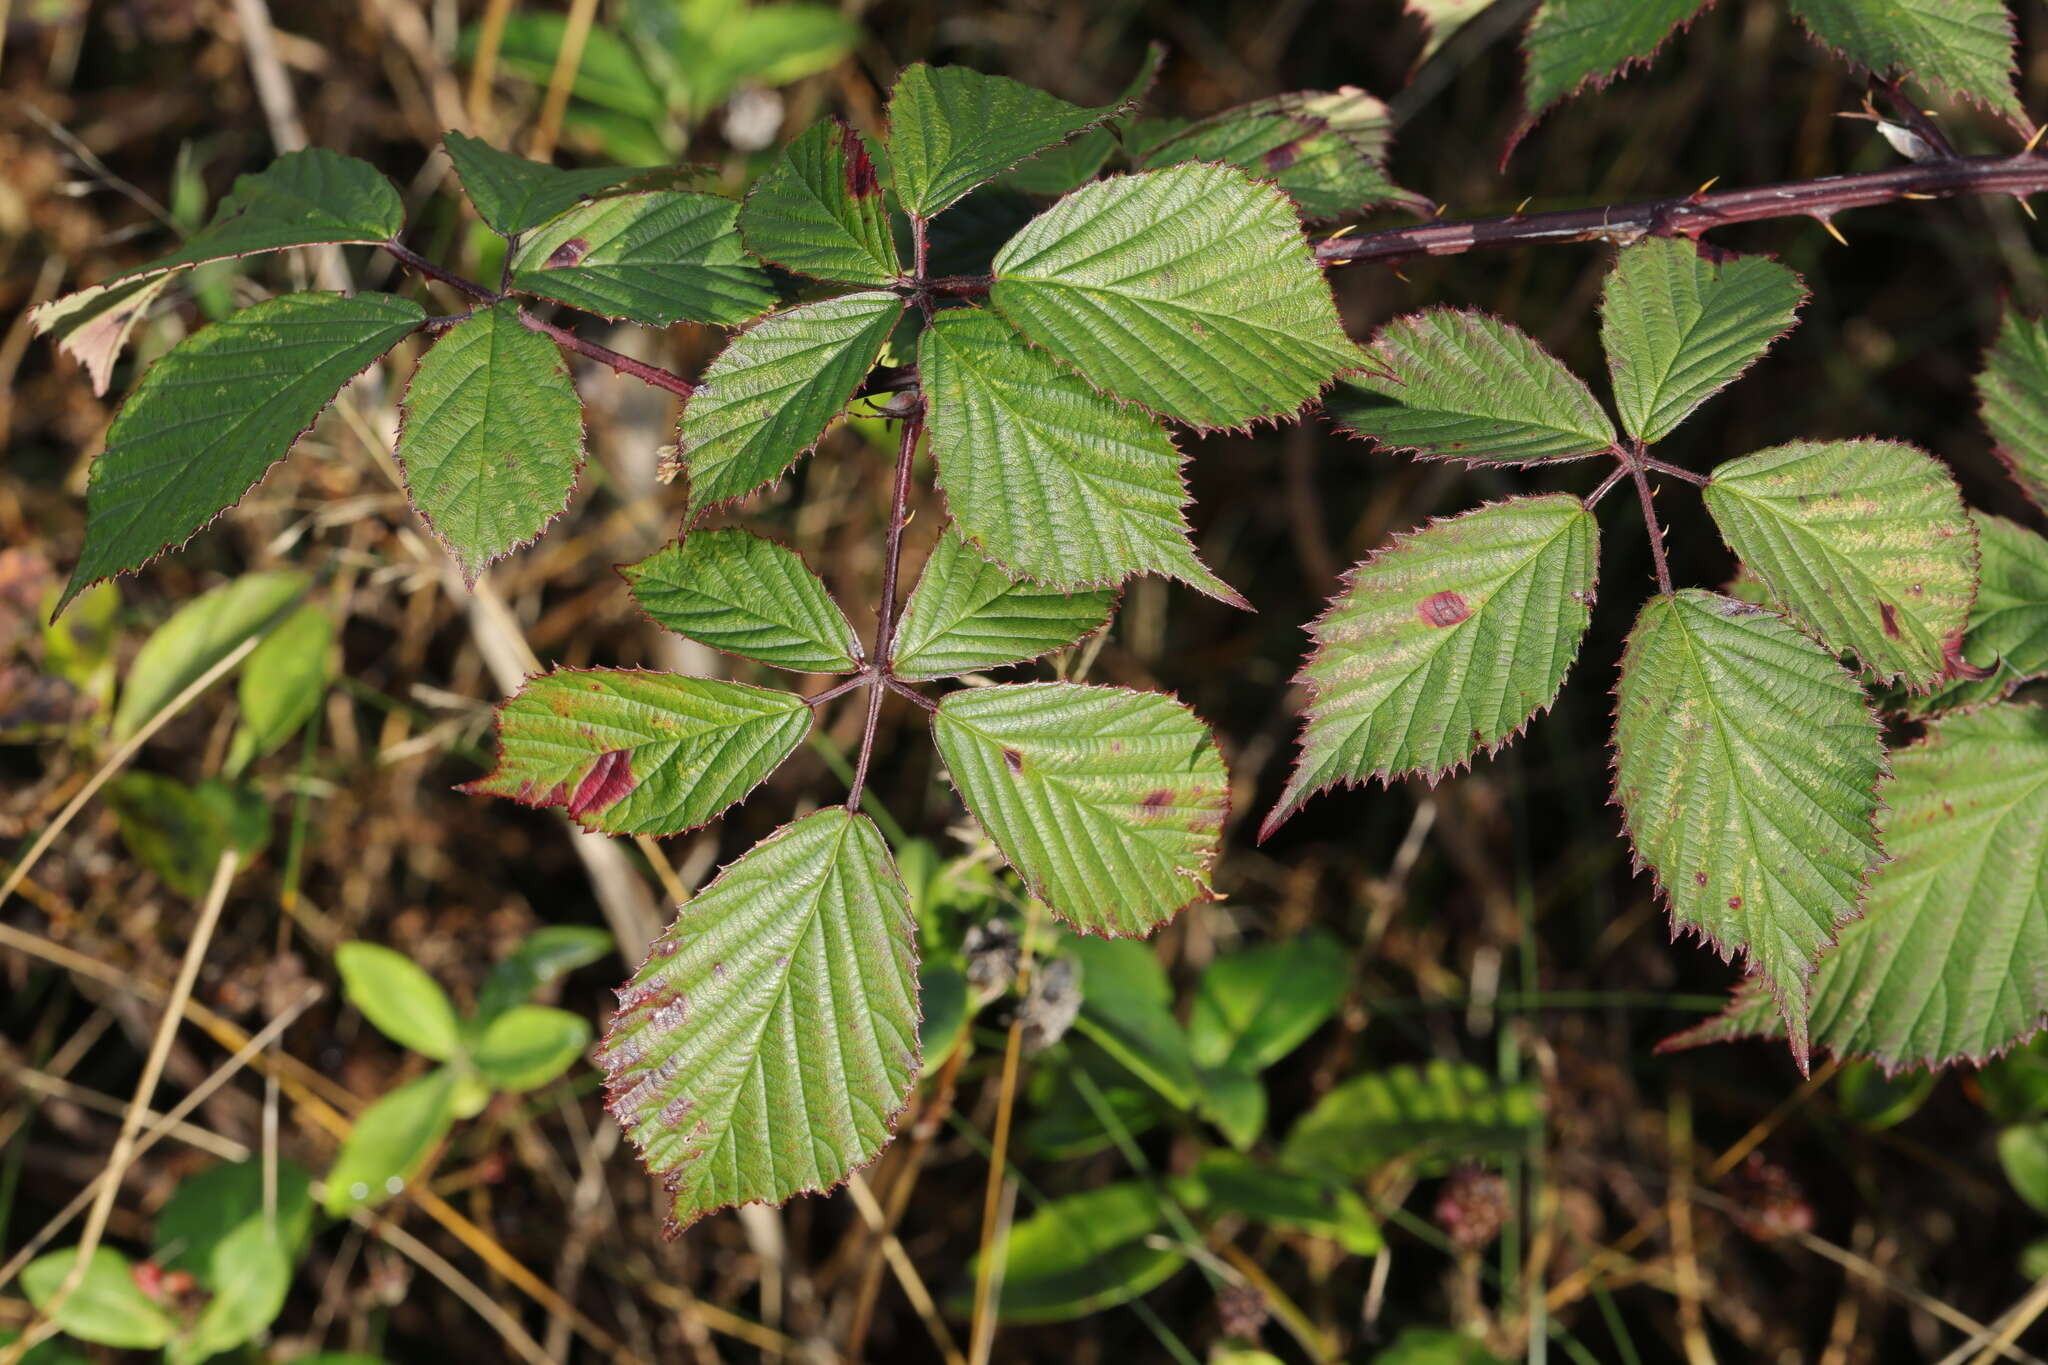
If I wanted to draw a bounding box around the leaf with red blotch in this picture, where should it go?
[737,117,900,286]
[463,668,811,837]
[1264,494,1598,837]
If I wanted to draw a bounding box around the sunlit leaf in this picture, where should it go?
[1517,0,1710,147]
[508,191,775,326]
[959,1182,1183,1324]
[335,941,463,1061]
[1139,88,1413,221]
[891,528,1115,680]
[933,682,1228,936]
[476,925,614,1026]
[1909,514,2048,713]
[473,1005,592,1091]
[599,807,919,1231]
[20,1248,176,1350]
[887,63,1119,219]
[622,528,861,673]
[28,272,174,396]
[737,118,899,285]
[323,1068,458,1213]
[1613,591,1885,1068]
[463,668,810,837]
[1788,0,2023,127]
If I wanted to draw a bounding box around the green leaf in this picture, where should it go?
[62,292,424,610]
[113,571,308,738]
[463,668,810,837]
[227,603,333,771]
[1000,131,1117,196]
[105,773,247,900]
[2002,1122,2048,1214]
[1976,306,2048,514]
[1834,1061,1937,1130]
[1668,704,2048,1070]
[1197,1064,1267,1150]
[21,1248,176,1350]
[1065,937,1200,1109]
[1177,1149,1382,1255]
[989,163,1359,430]
[918,962,971,1075]
[97,148,403,288]
[1704,440,1978,691]
[473,1005,592,1091]
[1281,1060,1542,1178]
[1788,0,2023,127]
[463,14,669,120]
[1517,0,1709,144]
[919,308,1240,601]
[886,64,1118,219]
[335,942,463,1060]
[961,1182,1182,1324]
[1187,929,1349,1074]
[737,118,899,285]
[892,528,1115,680]
[671,290,903,518]
[1599,238,1806,443]
[1266,495,1598,833]
[28,272,175,396]
[1911,514,2048,713]
[1326,308,1616,465]
[1613,591,1885,1067]
[1139,88,1412,222]
[932,682,1228,936]
[599,807,919,1232]
[395,300,586,585]
[622,528,861,673]
[1979,1036,2048,1122]
[1371,1328,1510,1365]
[508,191,775,327]
[476,925,614,1025]
[442,130,648,237]
[323,1068,458,1214]
[156,1159,314,1364]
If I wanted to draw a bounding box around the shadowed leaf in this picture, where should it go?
[1140,88,1415,221]
[1907,515,2048,714]
[888,63,1119,218]
[1282,1060,1541,1177]
[738,118,900,285]
[1517,0,1710,148]
[1977,305,2048,513]
[442,130,649,236]
[1788,0,2023,127]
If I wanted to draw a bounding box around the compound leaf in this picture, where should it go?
[1910,514,2048,713]
[442,130,648,236]
[891,528,1115,680]
[1282,1060,1542,1178]
[888,63,1119,219]
[1977,305,2048,513]
[1788,0,2024,128]
[1600,238,1806,443]
[1328,308,1616,464]
[396,300,586,585]
[932,682,1228,936]
[622,528,861,673]
[599,807,918,1232]
[508,191,775,326]
[1266,495,1598,834]
[1139,88,1414,221]
[1666,703,2048,1070]
[463,668,810,837]
[62,291,424,611]
[1613,590,1886,1068]
[990,164,1360,430]
[1517,0,1710,147]
[737,118,899,285]
[1703,440,1977,691]
[670,290,903,518]
[920,308,1237,601]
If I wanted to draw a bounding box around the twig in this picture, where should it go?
[1621,443,1673,596]
[518,309,696,398]
[356,1208,555,1365]
[385,238,500,304]
[968,1000,1028,1363]
[843,1172,967,1365]
[2,849,239,1364]
[530,0,600,162]
[849,402,926,810]
[1949,1272,2048,1365]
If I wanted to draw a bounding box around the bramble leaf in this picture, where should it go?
[1977,306,2048,513]
[1613,591,1886,1068]
[599,807,918,1232]
[1282,1060,1542,1178]
[28,272,175,395]
[1327,308,1616,464]
[932,682,1228,936]
[442,130,648,236]
[1409,0,1496,62]
[1703,440,1977,691]
[1909,514,2048,713]
[463,668,811,837]
[508,192,775,326]
[1517,0,1709,145]
[622,528,861,674]
[62,292,424,611]
[920,308,1238,601]
[737,118,899,285]
[1140,88,1413,221]
[890,528,1115,680]
[1788,0,2024,128]
[989,164,1360,430]
[1599,238,1805,443]
[1266,496,1597,833]
[1666,704,2048,1070]
[396,300,586,584]
[887,63,1118,219]
[669,291,903,517]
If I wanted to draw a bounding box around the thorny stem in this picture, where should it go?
[384,238,498,303]
[848,400,927,810]
[1643,457,1708,486]
[1620,441,1675,596]
[886,675,939,712]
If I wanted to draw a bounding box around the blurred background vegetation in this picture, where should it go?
[6,1,2048,1361]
